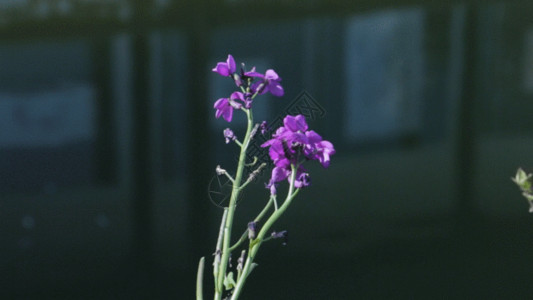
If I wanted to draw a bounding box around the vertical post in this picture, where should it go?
[131,0,154,279]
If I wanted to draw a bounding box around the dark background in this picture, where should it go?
[1,0,533,299]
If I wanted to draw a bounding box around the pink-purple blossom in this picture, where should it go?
[212,54,236,77]
[261,115,335,193]
[250,69,284,97]
[213,92,244,122]
[212,55,285,121]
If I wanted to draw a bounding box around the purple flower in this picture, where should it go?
[250,69,284,97]
[294,167,311,188]
[213,92,244,122]
[212,54,236,77]
[261,114,335,189]
[304,130,335,168]
[213,98,232,122]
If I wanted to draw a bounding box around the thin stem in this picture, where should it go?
[228,230,248,252]
[213,208,228,288]
[228,195,274,252]
[196,257,205,300]
[222,172,235,184]
[254,195,274,223]
[239,163,267,191]
[231,165,300,300]
[215,108,254,299]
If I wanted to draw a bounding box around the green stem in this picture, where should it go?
[228,195,274,252]
[215,109,254,299]
[196,257,205,300]
[230,165,300,300]
[254,195,274,223]
[213,208,228,289]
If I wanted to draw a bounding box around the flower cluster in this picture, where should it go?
[261,114,335,194]
[212,54,284,122]
[200,55,336,300]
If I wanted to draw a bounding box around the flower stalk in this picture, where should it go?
[215,109,254,298]
[197,54,335,300]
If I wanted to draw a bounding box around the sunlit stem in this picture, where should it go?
[213,208,228,288]
[196,257,205,300]
[215,108,254,299]
[230,165,300,300]
[228,195,274,253]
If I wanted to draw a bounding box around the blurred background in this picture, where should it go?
[1,0,533,299]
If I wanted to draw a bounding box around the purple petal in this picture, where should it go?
[294,172,311,188]
[212,62,230,76]
[293,166,311,188]
[265,69,280,80]
[260,138,277,148]
[214,98,228,109]
[244,70,264,78]
[317,140,335,168]
[268,141,286,161]
[282,131,308,144]
[213,98,233,122]
[268,82,284,97]
[230,91,245,102]
[222,106,233,122]
[227,55,236,73]
[305,130,322,144]
[274,157,290,168]
[283,115,308,132]
[251,81,266,95]
[271,166,290,183]
[273,126,288,138]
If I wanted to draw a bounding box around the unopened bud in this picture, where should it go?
[237,250,246,272]
[216,165,226,176]
[248,221,257,240]
[233,73,243,87]
[223,128,236,144]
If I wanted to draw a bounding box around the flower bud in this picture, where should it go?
[216,165,226,176]
[223,128,235,144]
[248,221,257,240]
[232,73,243,87]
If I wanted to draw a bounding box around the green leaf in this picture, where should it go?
[224,271,236,290]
